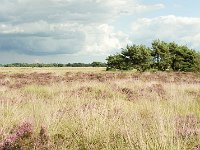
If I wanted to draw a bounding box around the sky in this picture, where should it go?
[0,0,200,64]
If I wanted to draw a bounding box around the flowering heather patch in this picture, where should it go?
[176,115,200,137]
[193,145,200,150]
[0,122,51,150]
[1,71,200,89]
[0,122,33,150]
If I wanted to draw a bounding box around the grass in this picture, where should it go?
[0,68,200,149]
[0,67,106,75]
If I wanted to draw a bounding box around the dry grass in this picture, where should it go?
[0,68,200,149]
[0,67,106,75]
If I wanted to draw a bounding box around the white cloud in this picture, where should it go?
[83,24,131,54]
[131,15,200,50]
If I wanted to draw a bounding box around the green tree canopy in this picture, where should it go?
[91,62,106,67]
[151,40,171,71]
[120,45,152,71]
[106,40,200,72]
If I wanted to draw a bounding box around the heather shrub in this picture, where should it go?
[0,122,50,150]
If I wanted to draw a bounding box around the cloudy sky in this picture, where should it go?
[0,0,200,64]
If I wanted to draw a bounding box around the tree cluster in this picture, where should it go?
[1,62,106,68]
[106,40,200,72]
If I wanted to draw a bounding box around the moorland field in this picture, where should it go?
[0,67,200,150]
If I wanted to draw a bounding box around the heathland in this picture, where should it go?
[0,67,200,149]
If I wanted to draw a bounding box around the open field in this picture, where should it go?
[0,67,200,150]
[0,67,106,75]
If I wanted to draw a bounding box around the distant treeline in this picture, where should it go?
[0,62,106,67]
[106,40,200,72]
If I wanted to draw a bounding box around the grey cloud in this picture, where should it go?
[0,0,115,24]
[0,31,85,55]
[0,0,164,56]
[0,0,164,24]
